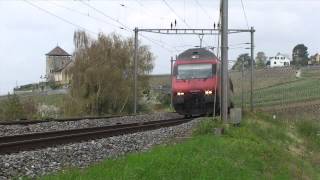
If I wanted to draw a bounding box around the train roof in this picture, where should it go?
[177,48,217,61]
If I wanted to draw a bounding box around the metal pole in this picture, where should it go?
[221,0,229,122]
[241,56,244,110]
[170,57,174,109]
[250,27,255,112]
[134,27,138,114]
[199,34,204,48]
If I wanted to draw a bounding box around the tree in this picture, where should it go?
[67,31,154,116]
[232,53,252,70]
[1,93,25,120]
[255,51,267,69]
[292,44,309,66]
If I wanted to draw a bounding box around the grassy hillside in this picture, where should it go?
[233,77,320,108]
[42,112,320,180]
[148,74,170,88]
[230,67,297,94]
[232,67,320,108]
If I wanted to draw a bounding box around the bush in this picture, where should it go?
[156,93,171,108]
[193,118,223,136]
[22,97,39,119]
[0,94,26,121]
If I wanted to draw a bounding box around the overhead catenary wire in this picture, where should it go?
[240,0,250,29]
[162,0,211,47]
[134,0,164,19]
[49,1,122,31]
[80,1,130,31]
[131,0,181,52]
[24,0,98,36]
[164,0,212,48]
[162,0,191,29]
[79,0,178,53]
[194,0,213,21]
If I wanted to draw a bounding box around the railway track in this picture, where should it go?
[0,117,192,155]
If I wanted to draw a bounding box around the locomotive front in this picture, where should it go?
[172,48,220,116]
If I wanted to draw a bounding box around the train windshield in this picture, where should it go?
[176,64,216,80]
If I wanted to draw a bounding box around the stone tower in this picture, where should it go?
[46,46,71,82]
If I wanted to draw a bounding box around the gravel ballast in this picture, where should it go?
[0,112,181,137]
[0,118,201,179]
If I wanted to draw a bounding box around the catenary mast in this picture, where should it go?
[221,0,229,122]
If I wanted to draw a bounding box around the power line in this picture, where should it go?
[133,0,171,23]
[162,0,191,28]
[80,1,130,31]
[24,0,98,36]
[240,0,250,29]
[134,0,154,17]
[79,0,177,53]
[194,0,212,21]
[162,0,213,48]
[49,1,122,30]
[140,34,176,53]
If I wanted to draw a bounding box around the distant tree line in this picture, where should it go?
[232,43,319,70]
[292,44,309,66]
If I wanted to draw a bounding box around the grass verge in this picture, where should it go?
[41,112,319,180]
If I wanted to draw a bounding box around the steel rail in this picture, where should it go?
[0,117,192,155]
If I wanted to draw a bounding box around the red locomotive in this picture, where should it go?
[171,48,233,116]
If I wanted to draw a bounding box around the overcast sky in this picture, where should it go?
[0,0,319,95]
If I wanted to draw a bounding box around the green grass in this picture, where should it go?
[41,112,320,180]
[295,120,320,150]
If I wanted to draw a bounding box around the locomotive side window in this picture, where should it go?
[176,64,217,80]
[173,66,178,76]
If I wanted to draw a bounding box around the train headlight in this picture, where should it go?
[205,90,213,95]
[177,92,185,96]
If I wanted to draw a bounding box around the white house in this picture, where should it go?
[267,53,291,68]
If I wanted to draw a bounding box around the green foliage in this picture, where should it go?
[232,53,253,70]
[292,44,309,66]
[156,93,170,106]
[14,83,38,91]
[22,97,38,119]
[0,94,25,120]
[68,31,154,116]
[255,51,267,69]
[47,82,63,90]
[0,94,68,121]
[193,118,223,135]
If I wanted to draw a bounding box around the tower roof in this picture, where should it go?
[46,46,71,56]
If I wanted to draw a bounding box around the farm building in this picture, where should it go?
[310,53,320,65]
[266,53,291,68]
